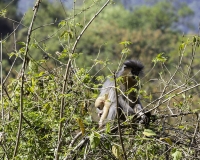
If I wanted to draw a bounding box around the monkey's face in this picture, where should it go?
[122,65,139,78]
[122,60,144,78]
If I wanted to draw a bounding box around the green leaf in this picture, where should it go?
[28,86,34,93]
[192,109,200,113]
[8,52,17,58]
[105,123,111,133]
[179,43,185,51]
[19,47,25,54]
[112,145,120,159]
[121,48,130,55]
[58,20,66,28]
[60,31,67,38]
[89,132,100,149]
[59,117,66,123]
[160,137,172,145]
[172,150,182,160]
[60,30,73,40]
[152,53,167,64]
[112,145,123,160]
[120,41,132,46]
[77,118,85,135]
[38,71,45,77]
[193,36,197,43]
[143,129,156,137]
[76,22,83,28]
[0,9,6,17]
[29,60,38,73]
[182,94,185,99]
[17,42,26,46]
[178,126,185,130]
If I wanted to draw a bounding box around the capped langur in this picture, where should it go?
[95,60,150,127]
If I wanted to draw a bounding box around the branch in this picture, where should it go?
[65,123,140,160]
[147,83,200,113]
[113,72,127,160]
[157,112,195,119]
[63,137,89,160]
[1,32,3,124]
[71,0,110,53]
[69,131,82,148]
[12,0,42,158]
[189,113,199,148]
[55,1,110,159]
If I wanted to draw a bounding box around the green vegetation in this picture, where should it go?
[1,0,200,159]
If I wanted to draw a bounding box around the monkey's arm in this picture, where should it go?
[118,97,149,124]
[105,96,135,121]
[118,96,135,115]
[105,102,117,121]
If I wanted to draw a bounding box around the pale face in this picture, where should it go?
[121,65,133,77]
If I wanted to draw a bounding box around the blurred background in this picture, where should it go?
[1,0,200,77]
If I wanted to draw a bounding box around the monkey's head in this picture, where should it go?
[121,60,144,78]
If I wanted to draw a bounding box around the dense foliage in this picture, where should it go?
[1,0,200,159]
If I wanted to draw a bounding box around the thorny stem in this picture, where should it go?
[113,72,127,160]
[13,0,42,158]
[55,1,110,159]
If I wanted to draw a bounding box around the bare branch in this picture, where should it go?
[55,1,111,159]
[113,71,127,160]
[12,0,42,158]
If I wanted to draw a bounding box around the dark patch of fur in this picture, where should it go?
[124,60,144,72]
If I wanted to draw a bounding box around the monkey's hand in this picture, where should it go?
[138,114,150,126]
[134,104,150,126]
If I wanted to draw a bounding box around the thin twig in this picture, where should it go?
[55,1,110,159]
[3,14,26,41]
[2,15,26,85]
[63,137,89,160]
[37,2,99,43]
[157,112,195,119]
[12,0,42,158]
[113,71,127,160]
[69,131,82,148]
[148,83,200,113]
[0,0,15,12]
[2,82,33,129]
[189,114,199,149]
[152,43,187,113]
[1,35,3,124]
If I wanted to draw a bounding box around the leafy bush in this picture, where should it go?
[1,0,200,159]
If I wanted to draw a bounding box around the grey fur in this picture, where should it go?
[96,60,148,125]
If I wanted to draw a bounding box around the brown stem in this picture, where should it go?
[12,0,42,158]
[113,72,127,160]
[55,1,110,159]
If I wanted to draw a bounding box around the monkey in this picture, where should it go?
[95,60,150,127]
